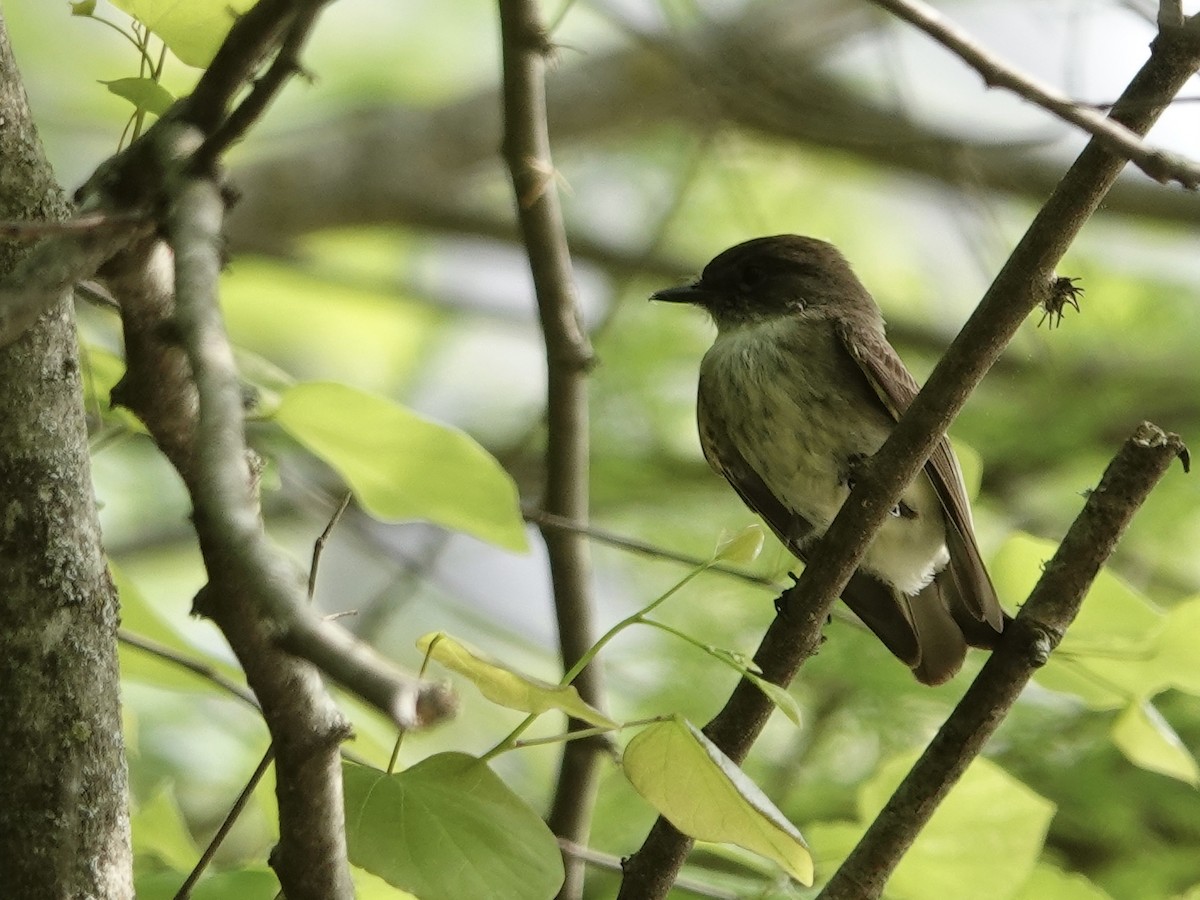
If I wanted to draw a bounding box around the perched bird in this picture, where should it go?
[653,235,1005,684]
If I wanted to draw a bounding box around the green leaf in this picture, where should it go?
[131,786,195,871]
[276,382,528,552]
[416,632,616,729]
[743,673,802,726]
[1152,597,1200,696]
[858,754,1055,899]
[109,0,257,67]
[1013,863,1114,900]
[992,533,1161,649]
[714,524,764,564]
[949,436,983,501]
[113,562,245,693]
[101,77,175,116]
[622,717,813,885]
[351,866,420,899]
[1111,701,1199,785]
[70,1,97,15]
[134,868,278,900]
[992,532,1169,707]
[344,755,564,900]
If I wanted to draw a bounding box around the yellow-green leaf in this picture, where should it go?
[1112,701,1199,785]
[276,382,527,552]
[344,756,564,900]
[714,524,765,564]
[622,717,813,885]
[859,754,1055,899]
[110,0,256,67]
[131,786,196,871]
[417,633,615,729]
[101,77,175,116]
[1013,863,1115,900]
[744,673,802,726]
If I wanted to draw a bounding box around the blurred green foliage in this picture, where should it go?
[10,0,1200,896]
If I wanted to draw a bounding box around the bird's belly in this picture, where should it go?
[703,333,948,594]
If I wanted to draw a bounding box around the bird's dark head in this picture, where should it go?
[652,234,882,331]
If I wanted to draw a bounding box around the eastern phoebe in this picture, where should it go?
[653,235,1005,684]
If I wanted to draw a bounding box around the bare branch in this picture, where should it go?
[192,2,330,169]
[557,839,737,900]
[166,165,353,898]
[181,0,320,135]
[118,628,261,711]
[309,492,353,601]
[523,508,778,588]
[818,423,1187,899]
[498,2,603,895]
[867,0,1200,187]
[175,749,276,900]
[618,16,1200,898]
[0,212,151,349]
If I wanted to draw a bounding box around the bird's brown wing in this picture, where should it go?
[835,322,1004,634]
[697,384,923,666]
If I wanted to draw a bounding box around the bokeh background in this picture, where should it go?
[7,0,1200,896]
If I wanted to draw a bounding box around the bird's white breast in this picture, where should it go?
[699,317,948,594]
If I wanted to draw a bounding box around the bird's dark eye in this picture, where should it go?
[740,265,767,291]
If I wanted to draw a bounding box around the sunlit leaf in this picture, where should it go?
[1013,863,1114,900]
[131,786,195,871]
[623,717,813,884]
[416,632,615,728]
[110,0,256,67]
[714,524,764,564]
[859,754,1055,899]
[344,755,564,900]
[993,533,1170,707]
[991,533,1162,648]
[744,673,802,726]
[276,382,528,552]
[1111,701,1199,785]
[950,436,983,501]
[113,562,245,693]
[101,77,175,116]
[1152,597,1200,696]
[134,868,277,900]
[352,866,420,900]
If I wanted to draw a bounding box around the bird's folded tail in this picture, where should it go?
[840,570,1006,685]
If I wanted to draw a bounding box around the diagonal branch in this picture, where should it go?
[192,1,330,169]
[818,423,1187,899]
[866,0,1200,188]
[497,3,604,897]
[617,14,1200,898]
[0,211,152,348]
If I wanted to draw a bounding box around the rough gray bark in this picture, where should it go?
[0,13,132,899]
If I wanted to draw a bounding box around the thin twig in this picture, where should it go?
[0,210,147,239]
[523,508,778,587]
[309,492,352,601]
[498,3,605,897]
[818,424,1187,898]
[557,839,737,900]
[175,748,276,900]
[866,0,1200,187]
[0,212,153,349]
[192,3,329,169]
[617,16,1200,898]
[118,629,260,710]
[117,628,373,768]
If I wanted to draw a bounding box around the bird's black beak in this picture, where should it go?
[651,283,707,305]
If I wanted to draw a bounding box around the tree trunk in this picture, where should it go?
[0,14,133,898]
